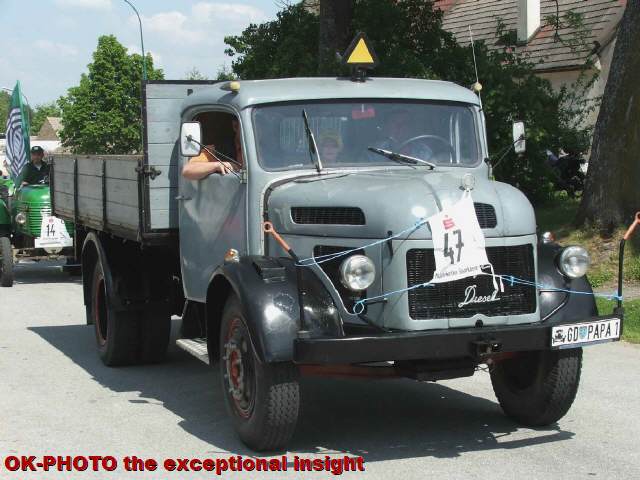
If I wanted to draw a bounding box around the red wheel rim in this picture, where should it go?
[223,317,256,418]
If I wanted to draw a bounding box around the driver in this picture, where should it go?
[20,146,50,186]
[370,109,434,161]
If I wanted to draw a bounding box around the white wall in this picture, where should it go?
[537,39,615,130]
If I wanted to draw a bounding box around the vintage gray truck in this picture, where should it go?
[51,77,623,451]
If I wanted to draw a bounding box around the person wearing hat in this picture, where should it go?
[20,146,50,186]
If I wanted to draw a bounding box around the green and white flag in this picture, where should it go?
[5,80,30,181]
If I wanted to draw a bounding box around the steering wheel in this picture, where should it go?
[398,135,455,161]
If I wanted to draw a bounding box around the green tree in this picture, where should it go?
[0,91,10,132]
[224,0,595,204]
[215,65,238,81]
[31,102,61,134]
[185,67,208,80]
[224,4,319,79]
[58,35,164,154]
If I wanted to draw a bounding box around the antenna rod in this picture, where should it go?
[468,25,483,110]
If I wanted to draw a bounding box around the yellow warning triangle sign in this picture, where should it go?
[348,38,375,64]
[342,32,379,68]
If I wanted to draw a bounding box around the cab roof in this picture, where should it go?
[181,77,480,112]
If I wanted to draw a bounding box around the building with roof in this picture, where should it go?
[437,0,626,125]
[36,116,63,141]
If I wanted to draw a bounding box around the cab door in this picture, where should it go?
[178,113,247,302]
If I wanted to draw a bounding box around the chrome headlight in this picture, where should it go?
[340,255,375,291]
[558,246,590,279]
[15,212,26,225]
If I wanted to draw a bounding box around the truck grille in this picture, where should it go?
[292,207,365,225]
[17,202,50,237]
[406,245,536,319]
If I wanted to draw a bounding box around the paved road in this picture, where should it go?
[1,260,639,479]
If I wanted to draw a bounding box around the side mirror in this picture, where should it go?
[180,122,202,157]
[513,121,526,154]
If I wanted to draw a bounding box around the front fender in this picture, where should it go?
[209,256,342,363]
[537,242,597,324]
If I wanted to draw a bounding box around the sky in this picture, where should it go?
[0,0,284,106]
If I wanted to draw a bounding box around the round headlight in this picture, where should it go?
[15,212,26,225]
[558,246,590,279]
[340,255,375,291]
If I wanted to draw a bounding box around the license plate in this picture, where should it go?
[551,318,621,348]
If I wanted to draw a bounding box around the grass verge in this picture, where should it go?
[596,297,640,344]
[535,194,640,289]
[536,194,640,343]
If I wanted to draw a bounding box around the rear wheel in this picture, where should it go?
[491,348,582,426]
[91,261,138,366]
[0,236,13,287]
[219,294,300,451]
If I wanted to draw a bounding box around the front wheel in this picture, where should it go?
[219,294,300,451]
[0,236,13,287]
[490,348,582,426]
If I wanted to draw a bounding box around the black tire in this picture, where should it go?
[0,236,13,287]
[491,348,582,426]
[219,294,300,451]
[90,261,139,366]
[139,308,171,363]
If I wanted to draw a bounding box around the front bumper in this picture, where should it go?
[293,314,623,364]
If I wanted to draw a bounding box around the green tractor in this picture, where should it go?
[0,175,14,286]
[0,177,75,287]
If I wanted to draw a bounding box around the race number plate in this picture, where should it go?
[34,215,73,249]
[551,318,621,348]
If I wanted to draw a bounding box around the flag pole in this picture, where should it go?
[1,86,30,127]
[4,81,31,182]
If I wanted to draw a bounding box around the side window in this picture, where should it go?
[192,111,244,169]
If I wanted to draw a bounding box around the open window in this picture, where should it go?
[192,111,243,168]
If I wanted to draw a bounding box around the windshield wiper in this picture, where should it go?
[367,147,436,170]
[302,109,323,173]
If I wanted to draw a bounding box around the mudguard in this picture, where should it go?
[537,242,597,324]
[209,256,342,363]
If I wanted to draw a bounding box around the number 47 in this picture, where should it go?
[444,229,464,264]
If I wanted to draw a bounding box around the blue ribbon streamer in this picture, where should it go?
[289,217,623,315]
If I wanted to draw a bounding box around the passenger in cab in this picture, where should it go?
[318,131,343,164]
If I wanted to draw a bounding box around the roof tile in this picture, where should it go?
[441,0,624,71]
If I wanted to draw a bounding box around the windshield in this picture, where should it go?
[253,100,481,171]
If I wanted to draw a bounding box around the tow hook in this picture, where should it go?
[472,339,502,358]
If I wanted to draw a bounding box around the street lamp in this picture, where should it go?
[122,0,147,80]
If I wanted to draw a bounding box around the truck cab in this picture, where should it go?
[52,77,622,452]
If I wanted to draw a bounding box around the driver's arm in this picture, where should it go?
[181,145,235,180]
[182,161,233,180]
